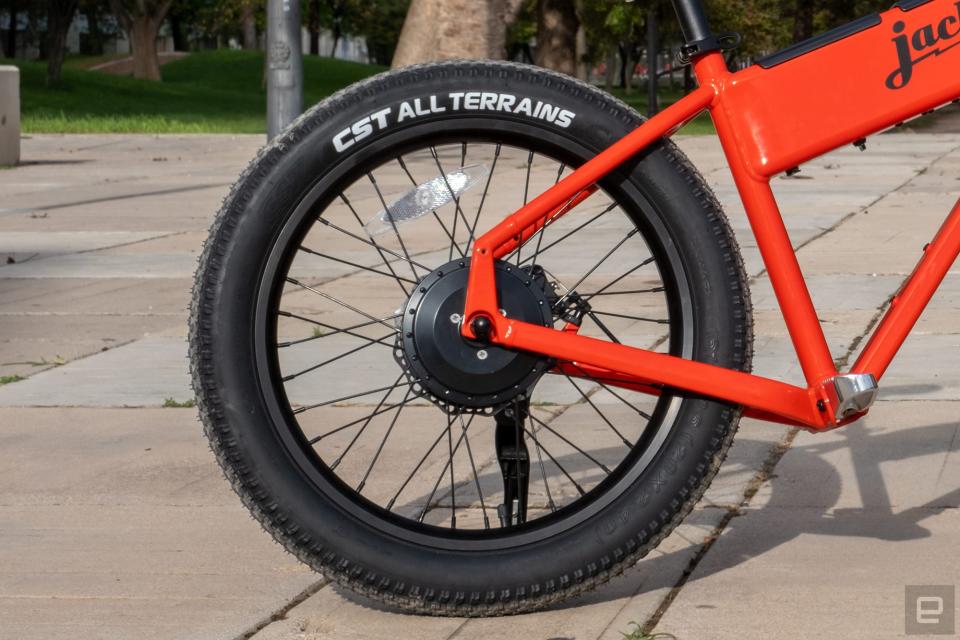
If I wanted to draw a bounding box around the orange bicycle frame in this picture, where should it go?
[462,0,960,431]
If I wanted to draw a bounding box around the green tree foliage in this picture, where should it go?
[573,0,896,74]
[303,0,406,64]
[708,0,895,58]
[360,0,408,65]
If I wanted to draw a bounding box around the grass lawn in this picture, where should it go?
[4,50,715,135]
[4,50,386,134]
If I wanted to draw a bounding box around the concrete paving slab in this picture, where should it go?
[0,407,317,640]
[651,401,960,640]
[874,333,960,401]
[0,337,191,406]
[0,313,175,378]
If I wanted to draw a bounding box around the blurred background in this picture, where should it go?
[0,0,904,135]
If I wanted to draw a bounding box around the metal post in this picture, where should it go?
[0,66,20,167]
[266,0,303,140]
[647,10,659,117]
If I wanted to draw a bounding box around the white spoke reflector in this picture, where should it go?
[365,163,489,237]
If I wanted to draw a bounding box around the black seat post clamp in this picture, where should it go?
[678,32,742,65]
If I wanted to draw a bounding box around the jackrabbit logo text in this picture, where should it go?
[886,2,960,90]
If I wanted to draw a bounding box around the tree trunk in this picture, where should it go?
[329,29,339,57]
[392,0,516,67]
[535,0,577,75]
[169,11,185,51]
[110,0,172,81]
[623,49,633,94]
[4,0,16,58]
[646,10,658,117]
[45,0,78,85]
[130,16,161,80]
[618,43,628,90]
[793,0,814,42]
[242,2,257,50]
[307,0,319,54]
[86,5,105,54]
[574,0,587,80]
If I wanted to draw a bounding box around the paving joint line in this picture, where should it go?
[233,578,330,640]
[0,231,187,269]
[0,183,230,215]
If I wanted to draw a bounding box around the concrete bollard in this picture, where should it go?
[0,66,21,166]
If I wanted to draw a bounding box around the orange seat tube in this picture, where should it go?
[695,54,838,385]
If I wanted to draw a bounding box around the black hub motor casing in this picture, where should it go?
[395,259,554,414]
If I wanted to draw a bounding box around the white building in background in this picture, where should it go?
[2,11,368,64]
[302,29,368,63]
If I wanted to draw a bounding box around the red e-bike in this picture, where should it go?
[190,0,960,615]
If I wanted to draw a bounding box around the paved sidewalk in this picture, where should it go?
[1,133,958,640]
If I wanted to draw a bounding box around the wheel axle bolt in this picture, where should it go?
[477,350,488,361]
[470,316,493,342]
[450,313,462,324]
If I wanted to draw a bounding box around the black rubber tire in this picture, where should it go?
[190,60,753,616]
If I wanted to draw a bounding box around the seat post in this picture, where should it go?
[671,0,714,46]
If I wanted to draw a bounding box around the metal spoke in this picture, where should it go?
[527,162,566,269]
[281,332,394,382]
[318,216,431,272]
[554,228,639,310]
[513,399,525,521]
[528,414,611,474]
[588,310,669,324]
[417,414,476,523]
[357,388,414,493]
[517,202,617,267]
[522,425,586,496]
[517,151,534,266]
[526,422,557,512]
[430,146,475,261]
[459,413,490,528]
[337,194,410,296]
[586,311,622,344]
[466,144,501,254]
[504,187,592,267]
[563,375,632,446]
[367,172,420,281]
[276,311,400,348]
[298,246,418,285]
[385,415,459,510]
[326,373,407,468]
[581,258,657,301]
[293,379,411,414]
[582,287,664,297]
[308,400,409,444]
[446,414,457,528]
[396,156,465,259]
[566,362,653,420]
[285,277,398,331]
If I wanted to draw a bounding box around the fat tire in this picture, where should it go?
[190,60,753,616]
